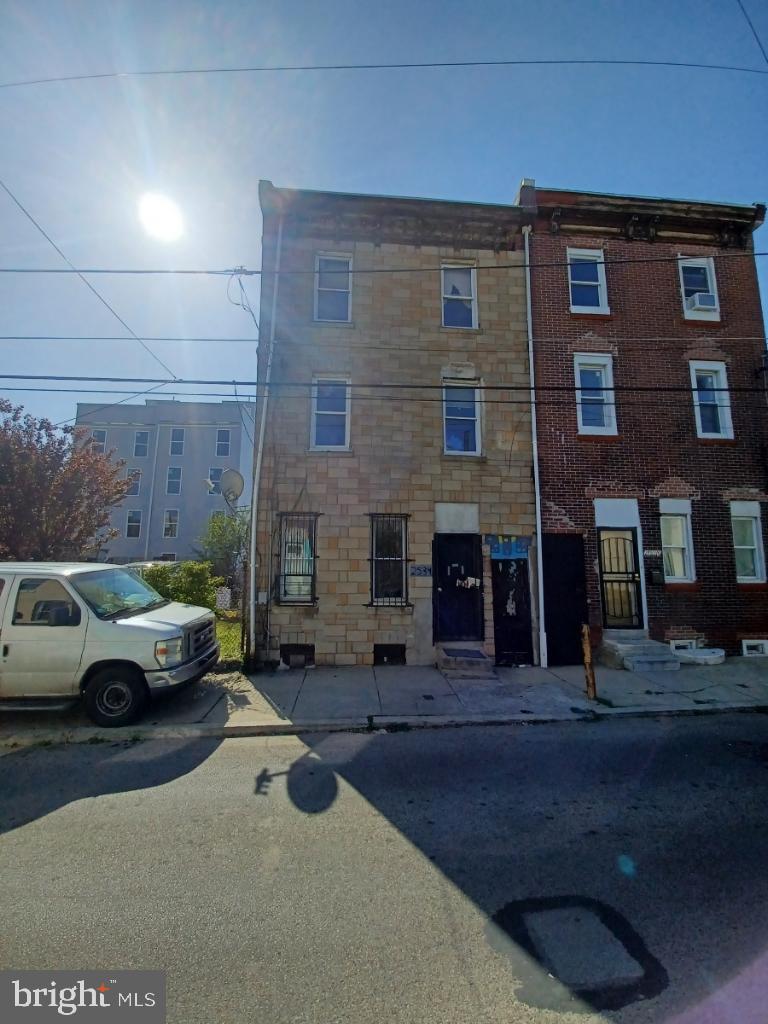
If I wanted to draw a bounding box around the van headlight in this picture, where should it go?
[155,635,184,667]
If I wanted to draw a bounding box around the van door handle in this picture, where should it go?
[2,644,8,657]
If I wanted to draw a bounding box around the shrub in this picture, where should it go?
[144,561,223,610]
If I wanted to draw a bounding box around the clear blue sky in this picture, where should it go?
[1,0,766,424]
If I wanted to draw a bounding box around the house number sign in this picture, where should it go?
[410,564,432,577]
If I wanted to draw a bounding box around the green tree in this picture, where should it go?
[143,561,223,610]
[195,509,249,586]
[0,399,132,560]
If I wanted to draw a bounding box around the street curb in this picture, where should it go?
[2,702,768,747]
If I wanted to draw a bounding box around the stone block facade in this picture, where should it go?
[255,182,537,666]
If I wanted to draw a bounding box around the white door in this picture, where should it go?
[0,576,86,697]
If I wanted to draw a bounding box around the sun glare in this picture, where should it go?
[138,192,184,242]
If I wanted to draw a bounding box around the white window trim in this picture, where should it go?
[279,514,317,604]
[441,263,478,329]
[310,377,351,451]
[169,427,185,456]
[442,380,482,456]
[208,467,223,496]
[216,428,231,457]
[659,499,696,582]
[573,353,617,436]
[126,509,142,539]
[314,252,353,323]
[163,509,179,539]
[678,256,720,321]
[166,466,183,496]
[567,248,609,315]
[91,429,107,453]
[689,359,733,439]
[134,430,149,457]
[730,500,766,583]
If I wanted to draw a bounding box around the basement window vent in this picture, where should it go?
[279,643,315,669]
[374,643,406,666]
[742,639,768,657]
[669,639,697,652]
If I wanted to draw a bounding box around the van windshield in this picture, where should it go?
[71,568,170,620]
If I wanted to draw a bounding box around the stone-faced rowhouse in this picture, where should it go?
[254,181,537,667]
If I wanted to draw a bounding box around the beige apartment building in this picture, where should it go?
[253,181,537,667]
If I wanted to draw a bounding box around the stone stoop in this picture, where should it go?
[436,644,497,680]
[598,630,681,673]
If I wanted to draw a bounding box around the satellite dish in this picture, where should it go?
[220,468,245,503]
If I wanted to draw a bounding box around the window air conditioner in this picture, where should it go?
[686,292,717,311]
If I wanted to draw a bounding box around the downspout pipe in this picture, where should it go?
[248,213,284,659]
[523,225,547,667]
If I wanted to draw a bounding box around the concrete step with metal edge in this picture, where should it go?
[599,632,681,672]
[437,644,497,678]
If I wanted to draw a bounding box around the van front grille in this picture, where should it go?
[185,616,215,659]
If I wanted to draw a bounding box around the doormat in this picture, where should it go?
[444,648,487,659]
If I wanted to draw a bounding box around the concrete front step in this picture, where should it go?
[599,632,681,673]
[437,644,496,678]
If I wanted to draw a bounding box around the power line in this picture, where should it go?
[0,335,262,343]
[736,0,768,65]
[2,373,766,395]
[0,250,765,278]
[2,56,768,91]
[53,382,171,427]
[0,176,178,379]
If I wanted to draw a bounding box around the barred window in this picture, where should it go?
[279,514,318,603]
[370,514,408,606]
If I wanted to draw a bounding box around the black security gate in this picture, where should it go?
[542,534,588,666]
[433,534,483,642]
[491,559,533,665]
[597,528,643,628]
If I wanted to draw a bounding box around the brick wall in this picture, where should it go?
[530,224,768,652]
[256,212,535,665]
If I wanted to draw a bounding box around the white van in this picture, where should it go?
[0,563,219,727]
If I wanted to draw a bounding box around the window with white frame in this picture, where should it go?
[573,353,616,435]
[730,501,766,582]
[370,514,408,606]
[678,257,720,320]
[311,378,350,450]
[689,360,733,439]
[216,428,231,457]
[134,430,149,457]
[163,509,179,539]
[208,468,223,495]
[125,470,141,496]
[90,429,106,454]
[443,382,481,455]
[169,428,185,456]
[567,248,609,314]
[441,265,477,329]
[126,510,142,539]
[314,254,352,322]
[279,513,318,602]
[166,466,182,495]
[660,499,696,582]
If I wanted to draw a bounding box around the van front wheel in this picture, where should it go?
[84,668,148,727]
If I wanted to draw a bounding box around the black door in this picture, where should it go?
[597,528,643,628]
[433,534,483,642]
[491,559,533,666]
[542,533,588,666]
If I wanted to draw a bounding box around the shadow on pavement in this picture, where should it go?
[270,719,768,1019]
[0,737,221,835]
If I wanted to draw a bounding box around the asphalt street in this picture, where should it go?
[2,715,768,1023]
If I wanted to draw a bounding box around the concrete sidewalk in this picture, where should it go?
[2,657,768,746]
